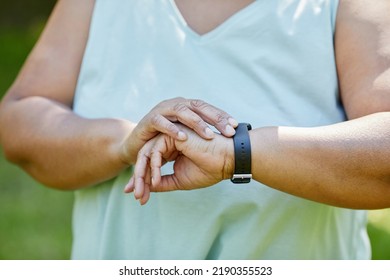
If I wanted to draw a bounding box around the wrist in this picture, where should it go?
[222,137,235,180]
[230,123,252,183]
[115,119,138,166]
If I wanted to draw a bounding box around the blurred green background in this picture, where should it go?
[0,0,389,260]
[0,0,74,259]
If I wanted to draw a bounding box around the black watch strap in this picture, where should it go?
[231,123,252,184]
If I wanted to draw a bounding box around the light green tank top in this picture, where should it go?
[72,0,370,259]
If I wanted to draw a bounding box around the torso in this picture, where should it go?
[72,0,370,260]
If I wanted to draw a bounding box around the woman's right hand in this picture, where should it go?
[119,97,238,165]
[124,124,235,205]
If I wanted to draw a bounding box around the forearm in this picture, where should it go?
[250,112,390,209]
[125,112,389,208]
[0,96,134,190]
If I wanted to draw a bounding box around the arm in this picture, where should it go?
[127,115,390,209]
[0,0,111,190]
[249,114,390,209]
[254,0,390,208]
[128,0,390,208]
[0,0,237,190]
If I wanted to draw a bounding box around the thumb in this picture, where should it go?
[150,174,182,192]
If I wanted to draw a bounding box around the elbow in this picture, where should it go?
[0,101,24,165]
[0,122,23,165]
[377,176,390,209]
[0,103,15,163]
[0,88,40,166]
[1,143,22,166]
[354,177,390,210]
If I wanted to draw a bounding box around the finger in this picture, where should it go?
[189,99,238,137]
[139,169,152,205]
[150,147,164,188]
[133,152,150,200]
[150,174,181,193]
[169,102,216,139]
[150,157,162,187]
[139,183,151,205]
[124,176,135,193]
[149,134,179,188]
[149,114,187,141]
[134,177,145,201]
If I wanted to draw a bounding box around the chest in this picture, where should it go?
[173,0,255,35]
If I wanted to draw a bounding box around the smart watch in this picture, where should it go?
[231,123,252,184]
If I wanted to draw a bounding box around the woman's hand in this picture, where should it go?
[120,97,237,165]
[124,125,234,205]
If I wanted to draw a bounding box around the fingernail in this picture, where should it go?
[205,127,214,138]
[177,131,187,141]
[225,125,236,136]
[228,118,238,127]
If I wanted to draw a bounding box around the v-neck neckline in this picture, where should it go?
[168,0,263,43]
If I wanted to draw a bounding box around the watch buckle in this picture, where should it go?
[232,174,252,180]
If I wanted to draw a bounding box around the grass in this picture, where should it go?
[367,210,390,260]
[0,25,389,260]
[0,24,43,95]
[0,24,74,260]
[0,150,73,259]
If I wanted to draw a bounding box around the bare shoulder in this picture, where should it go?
[335,0,390,119]
[3,0,96,107]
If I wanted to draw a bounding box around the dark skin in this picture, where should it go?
[0,0,238,190]
[126,0,390,208]
[0,0,389,210]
